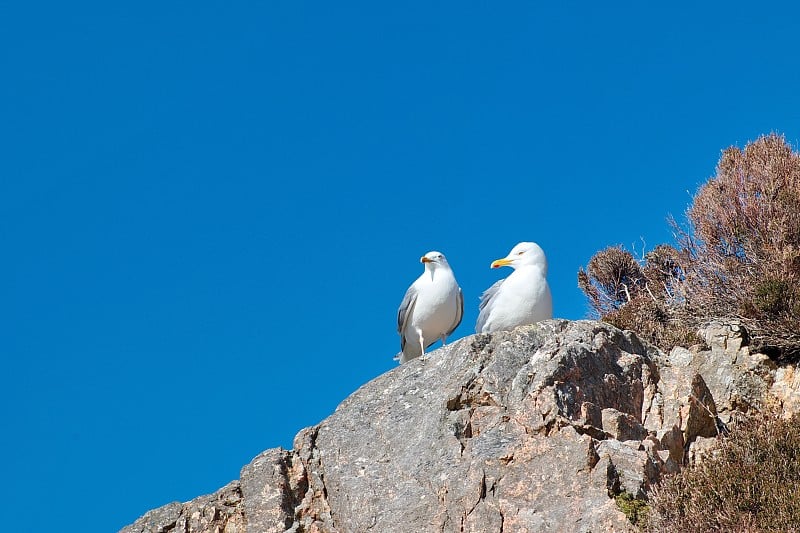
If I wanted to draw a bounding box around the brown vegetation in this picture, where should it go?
[579,133,800,360]
[645,412,800,532]
[578,244,698,349]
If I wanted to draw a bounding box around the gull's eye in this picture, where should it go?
[517,251,525,255]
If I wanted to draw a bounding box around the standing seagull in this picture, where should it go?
[475,242,552,333]
[397,251,464,363]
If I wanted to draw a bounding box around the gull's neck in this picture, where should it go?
[514,262,547,277]
[425,265,451,282]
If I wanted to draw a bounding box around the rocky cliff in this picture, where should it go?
[121,320,800,533]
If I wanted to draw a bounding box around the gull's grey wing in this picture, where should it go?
[475,279,504,333]
[397,284,418,351]
[446,288,464,337]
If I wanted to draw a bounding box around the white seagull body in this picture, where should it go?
[397,251,464,363]
[476,242,552,333]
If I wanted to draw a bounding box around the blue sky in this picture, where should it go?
[2,2,799,531]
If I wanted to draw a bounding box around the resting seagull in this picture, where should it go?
[475,242,552,333]
[396,251,464,363]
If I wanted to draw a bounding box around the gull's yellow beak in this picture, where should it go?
[491,258,513,269]
[421,256,433,263]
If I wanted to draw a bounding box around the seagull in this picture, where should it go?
[396,251,464,363]
[475,242,553,333]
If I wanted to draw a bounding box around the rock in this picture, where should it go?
[655,425,684,465]
[121,319,800,533]
[595,438,660,497]
[769,365,800,415]
[680,374,719,442]
[293,320,650,532]
[701,319,749,354]
[602,408,648,441]
[687,435,719,466]
[120,481,243,533]
[683,321,777,421]
[239,448,300,533]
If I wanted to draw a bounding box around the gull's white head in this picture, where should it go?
[420,250,450,270]
[490,242,548,274]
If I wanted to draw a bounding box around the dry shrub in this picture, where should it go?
[578,246,645,316]
[578,245,699,349]
[681,133,800,359]
[645,412,800,532]
[579,134,800,359]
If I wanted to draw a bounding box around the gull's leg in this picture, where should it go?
[418,330,428,362]
[440,334,447,345]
